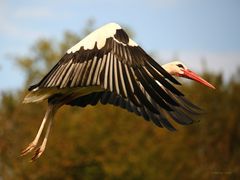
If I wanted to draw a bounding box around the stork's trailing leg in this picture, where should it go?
[21,104,58,160]
[31,113,53,161]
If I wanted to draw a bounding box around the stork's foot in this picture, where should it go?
[20,142,46,161]
[20,142,37,156]
[31,147,44,161]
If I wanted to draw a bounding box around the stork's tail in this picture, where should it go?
[23,89,56,104]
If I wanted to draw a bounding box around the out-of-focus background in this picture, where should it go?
[0,0,240,179]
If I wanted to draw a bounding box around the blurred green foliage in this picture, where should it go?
[0,21,240,179]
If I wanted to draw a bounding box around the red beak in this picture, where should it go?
[181,69,215,89]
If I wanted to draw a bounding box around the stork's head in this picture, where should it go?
[162,61,215,89]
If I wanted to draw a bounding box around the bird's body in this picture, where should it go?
[21,23,215,161]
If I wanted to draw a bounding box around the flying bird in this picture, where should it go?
[21,23,215,161]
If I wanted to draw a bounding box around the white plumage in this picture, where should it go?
[67,23,137,53]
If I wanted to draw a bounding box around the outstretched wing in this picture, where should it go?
[29,23,202,130]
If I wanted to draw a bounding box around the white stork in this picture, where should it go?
[21,23,215,161]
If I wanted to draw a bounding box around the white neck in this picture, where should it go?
[162,63,176,75]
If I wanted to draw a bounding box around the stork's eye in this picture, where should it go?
[177,64,184,68]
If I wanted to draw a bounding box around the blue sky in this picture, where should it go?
[0,0,240,92]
